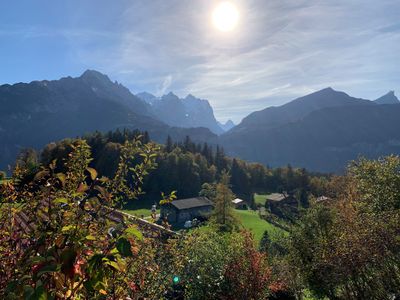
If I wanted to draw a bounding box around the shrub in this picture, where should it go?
[0,138,161,299]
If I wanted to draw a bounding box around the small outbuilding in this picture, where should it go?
[232,198,247,209]
[160,197,214,224]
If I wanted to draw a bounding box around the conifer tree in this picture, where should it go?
[230,158,251,197]
[165,135,173,152]
[211,171,239,232]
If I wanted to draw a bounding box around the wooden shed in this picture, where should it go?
[160,197,214,224]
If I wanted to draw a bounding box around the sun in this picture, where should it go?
[212,2,239,32]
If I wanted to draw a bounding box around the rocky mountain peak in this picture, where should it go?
[375,91,399,104]
[80,69,111,84]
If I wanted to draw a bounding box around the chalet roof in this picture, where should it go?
[266,193,286,202]
[232,198,244,204]
[171,197,213,210]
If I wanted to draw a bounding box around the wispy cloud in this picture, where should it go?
[156,75,173,96]
[1,0,399,122]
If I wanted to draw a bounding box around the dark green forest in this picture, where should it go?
[29,129,322,211]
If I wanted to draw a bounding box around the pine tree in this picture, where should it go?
[215,145,227,172]
[230,159,251,197]
[202,142,209,159]
[165,135,173,152]
[142,131,150,144]
[183,136,195,153]
[211,171,239,232]
[259,231,271,252]
[285,164,295,192]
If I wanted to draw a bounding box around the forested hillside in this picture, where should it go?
[1,130,399,299]
[27,129,317,209]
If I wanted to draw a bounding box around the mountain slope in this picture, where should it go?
[0,71,217,170]
[136,92,224,134]
[374,91,400,104]
[229,87,373,135]
[221,89,400,172]
[79,70,151,115]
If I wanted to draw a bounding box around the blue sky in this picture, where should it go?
[0,0,399,122]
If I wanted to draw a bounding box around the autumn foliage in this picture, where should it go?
[0,138,276,299]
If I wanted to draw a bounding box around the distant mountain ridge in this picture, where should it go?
[374,91,400,104]
[0,70,218,170]
[1,69,399,174]
[79,70,151,115]
[136,92,224,134]
[228,87,373,135]
[220,88,400,172]
[218,120,235,132]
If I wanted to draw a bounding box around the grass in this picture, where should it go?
[123,208,160,218]
[254,193,268,206]
[123,206,285,245]
[234,209,283,244]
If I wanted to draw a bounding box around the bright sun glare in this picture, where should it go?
[212,2,239,32]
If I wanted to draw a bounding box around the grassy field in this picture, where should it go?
[123,206,284,245]
[123,208,160,218]
[235,209,283,244]
[254,193,268,206]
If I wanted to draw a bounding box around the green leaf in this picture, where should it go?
[103,256,127,273]
[99,176,109,183]
[86,167,98,181]
[116,238,133,257]
[29,256,46,264]
[36,264,58,277]
[125,227,143,241]
[33,286,47,300]
[55,173,66,186]
[109,247,119,255]
[61,225,76,233]
[105,260,124,272]
[54,198,68,205]
[87,254,104,274]
[23,285,35,299]
[25,284,48,300]
[86,235,96,241]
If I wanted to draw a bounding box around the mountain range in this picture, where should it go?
[136,91,226,134]
[1,70,399,173]
[0,70,218,170]
[221,88,400,172]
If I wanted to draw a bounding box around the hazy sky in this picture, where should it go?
[0,0,399,122]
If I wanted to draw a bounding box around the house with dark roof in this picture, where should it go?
[160,197,214,224]
[265,193,298,218]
